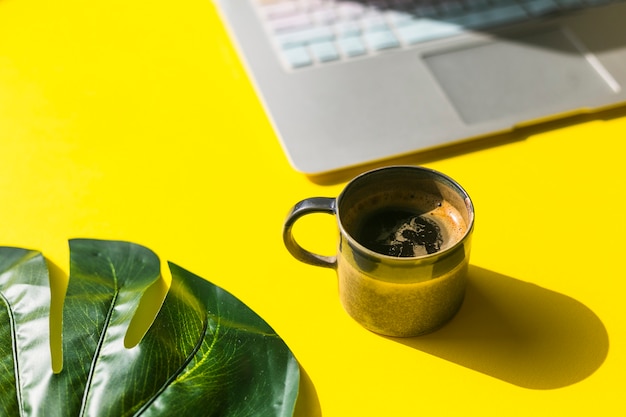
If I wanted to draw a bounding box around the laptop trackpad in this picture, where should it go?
[424,28,618,124]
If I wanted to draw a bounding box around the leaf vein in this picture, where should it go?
[79,258,119,417]
[0,292,23,417]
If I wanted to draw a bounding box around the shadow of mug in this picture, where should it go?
[388,266,609,389]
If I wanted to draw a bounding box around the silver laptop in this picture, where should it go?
[213,0,626,174]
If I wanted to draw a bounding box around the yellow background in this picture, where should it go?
[1,0,625,415]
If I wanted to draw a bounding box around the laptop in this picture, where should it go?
[213,0,626,174]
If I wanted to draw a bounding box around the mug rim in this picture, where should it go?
[335,165,475,263]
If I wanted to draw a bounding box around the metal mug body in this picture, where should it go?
[283,166,475,337]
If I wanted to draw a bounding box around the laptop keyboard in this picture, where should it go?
[254,0,616,70]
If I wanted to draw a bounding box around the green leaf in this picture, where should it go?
[0,248,51,416]
[0,239,299,417]
[137,263,300,417]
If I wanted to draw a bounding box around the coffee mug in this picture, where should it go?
[283,166,475,337]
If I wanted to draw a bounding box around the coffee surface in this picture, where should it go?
[357,209,443,256]
[347,190,467,258]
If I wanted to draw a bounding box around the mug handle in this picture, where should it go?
[283,197,337,269]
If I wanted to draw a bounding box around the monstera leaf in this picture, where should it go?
[0,239,299,416]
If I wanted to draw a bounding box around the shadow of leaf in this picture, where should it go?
[294,365,322,417]
[388,266,608,389]
[45,259,67,374]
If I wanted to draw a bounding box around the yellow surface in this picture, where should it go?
[1,1,625,416]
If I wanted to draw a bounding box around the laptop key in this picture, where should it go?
[275,25,334,48]
[438,0,466,15]
[282,46,313,68]
[334,20,362,37]
[464,0,491,10]
[556,0,585,8]
[337,36,368,57]
[524,0,560,15]
[444,4,529,29]
[311,7,337,24]
[386,10,415,27]
[310,41,341,62]
[363,29,401,51]
[395,19,463,45]
[259,1,299,19]
[361,14,390,31]
[336,2,367,19]
[268,13,311,32]
[415,4,439,18]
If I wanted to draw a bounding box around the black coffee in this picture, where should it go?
[356,209,444,257]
